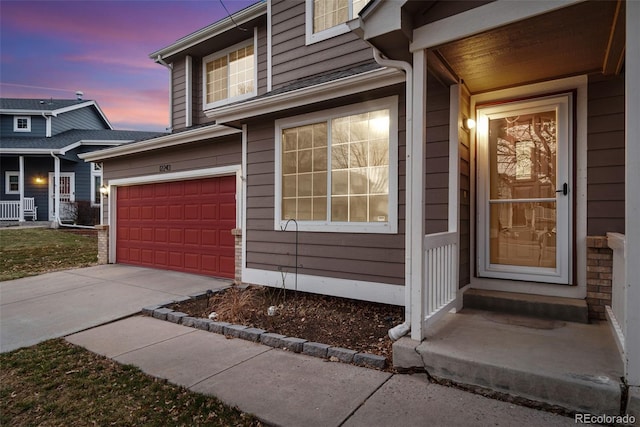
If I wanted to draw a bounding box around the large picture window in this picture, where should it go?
[203,40,256,109]
[276,97,398,233]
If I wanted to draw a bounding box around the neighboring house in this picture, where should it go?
[82,0,639,412]
[0,98,164,223]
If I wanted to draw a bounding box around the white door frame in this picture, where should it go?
[476,94,572,284]
[470,75,587,299]
[48,172,75,220]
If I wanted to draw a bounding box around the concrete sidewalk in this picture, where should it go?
[67,316,577,427]
[0,265,230,353]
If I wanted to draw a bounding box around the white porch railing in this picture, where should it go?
[0,198,37,221]
[607,232,626,354]
[423,231,459,329]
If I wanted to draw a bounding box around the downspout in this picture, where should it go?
[370,48,414,341]
[155,55,174,131]
[41,112,51,137]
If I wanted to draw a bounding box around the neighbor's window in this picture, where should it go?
[203,40,255,109]
[5,171,19,194]
[306,0,367,44]
[91,163,102,206]
[14,116,31,132]
[276,97,398,233]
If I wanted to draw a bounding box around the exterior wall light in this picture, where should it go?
[99,185,109,196]
[463,117,476,131]
[34,176,46,184]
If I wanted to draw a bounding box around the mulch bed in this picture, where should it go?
[171,285,404,367]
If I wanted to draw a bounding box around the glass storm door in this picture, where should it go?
[476,95,571,284]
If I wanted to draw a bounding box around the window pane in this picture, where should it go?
[282,199,297,220]
[331,170,348,195]
[298,198,312,220]
[331,196,348,221]
[298,174,312,197]
[312,197,327,220]
[283,152,297,174]
[298,150,312,173]
[330,109,390,224]
[489,111,557,200]
[312,172,327,196]
[283,175,297,198]
[206,44,253,104]
[349,195,367,222]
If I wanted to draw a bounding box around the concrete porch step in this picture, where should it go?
[463,289,589,323]
[393,309,624,415]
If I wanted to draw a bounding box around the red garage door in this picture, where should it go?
[116,176,236,278]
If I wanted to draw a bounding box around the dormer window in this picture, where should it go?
[203,40,256,110]
[14,116,31,132]
[306,0,367,44]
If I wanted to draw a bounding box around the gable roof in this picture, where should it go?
[0,129,165,155]
[149,1,266,61]
[0,98,113,129]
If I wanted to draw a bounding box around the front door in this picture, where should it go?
[476,94,572,284]
[48,172,75,220]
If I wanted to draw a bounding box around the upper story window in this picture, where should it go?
[306,0,367,45]
[202,39,256,110]
[275,96,398,233]
[14,116,31,132]
[5,171,19,194]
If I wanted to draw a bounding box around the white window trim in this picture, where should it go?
[202,34,258,111]
[5,171,19,194]
[90,163,103,206]
[274,96,399,234]
[14,116,31,132]
[305,0,354,45]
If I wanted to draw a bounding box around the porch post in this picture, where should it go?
[53,154,60,226]
[18,156,25,222]
[409,49,427,341]
[625,0,640,388]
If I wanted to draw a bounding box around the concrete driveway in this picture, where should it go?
[0,265,230,353]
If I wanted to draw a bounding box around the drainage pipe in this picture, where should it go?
[369,48,415,341]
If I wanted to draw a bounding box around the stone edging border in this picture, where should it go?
[142,289,387,370]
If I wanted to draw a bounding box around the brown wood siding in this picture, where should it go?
[245,89,406,285]
[257,24,268,95]
[103,136,241,182]
[459,85,471,288]
[587,72,625,235]
[270,0,374,90]
[172,60,186,131]
[425,74,450,234]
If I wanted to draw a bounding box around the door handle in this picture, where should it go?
[556,183,568,196]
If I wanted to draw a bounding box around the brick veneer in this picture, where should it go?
[586,236,613,320]
[96,224,109,265]
[231,228,242,284]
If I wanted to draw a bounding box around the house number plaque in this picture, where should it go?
[159,164,172,172]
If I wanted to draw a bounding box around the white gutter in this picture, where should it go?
[42,112,52,137]
[208,67,405,123]
[79,124,241,162]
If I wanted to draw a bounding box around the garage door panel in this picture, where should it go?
[117,175,236,279]
[201,255,219,273]
[201,203,218,220]
[201,230,218,246]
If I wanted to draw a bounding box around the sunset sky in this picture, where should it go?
[0,0,259,131]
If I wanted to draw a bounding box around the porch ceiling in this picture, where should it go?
[431,1,624,94]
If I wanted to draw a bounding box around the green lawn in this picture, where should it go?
[0,228,98,281]
[0,339,262,427]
